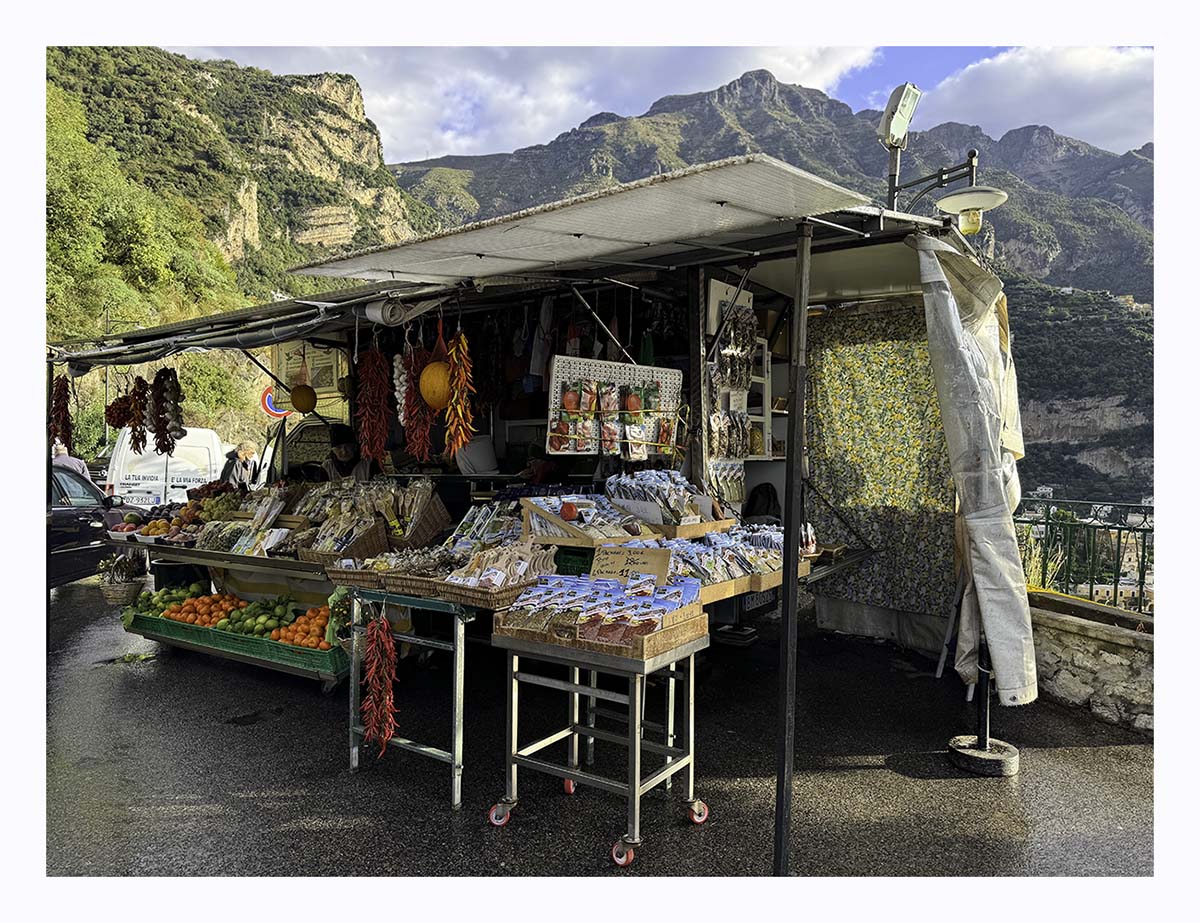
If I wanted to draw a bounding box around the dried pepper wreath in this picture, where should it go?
[49,375,73,455]
[445,327,476,458]
[355,347,392,464]
[361,613,397,758]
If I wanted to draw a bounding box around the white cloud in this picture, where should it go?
[170,46,878,162]
[913,46,1153,154]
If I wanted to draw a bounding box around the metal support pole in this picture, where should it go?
[686,266,708,491]
[349,593,361,772]
[976,643,991,750]
[887,145,902,210]
[450,615,465,809]
[773,222,812,877]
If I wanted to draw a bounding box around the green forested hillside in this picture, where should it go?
[47,46,438,301]
[47,81,261,456]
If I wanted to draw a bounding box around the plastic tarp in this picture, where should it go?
[909,234,1037,705]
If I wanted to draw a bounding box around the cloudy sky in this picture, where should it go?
[173,46,1153,163]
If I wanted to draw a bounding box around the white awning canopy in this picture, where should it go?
[293,155,872,284]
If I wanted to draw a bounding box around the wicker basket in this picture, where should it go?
[380,573,442,597]
[433,579,536,610]
[387,493,454,552]
[299,518,389,568]
[100,582,143,607]
[324,566,385,590]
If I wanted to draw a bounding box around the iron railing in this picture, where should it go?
[1013,497,1154,614]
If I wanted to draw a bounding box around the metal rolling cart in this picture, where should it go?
[348,589,474,809]
[487,633,711,867]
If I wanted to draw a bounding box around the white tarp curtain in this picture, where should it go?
[909,234,1038,706]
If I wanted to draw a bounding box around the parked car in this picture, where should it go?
[104,426,228,507]
[48,466,139,588]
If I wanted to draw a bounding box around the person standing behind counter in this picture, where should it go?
[322,423,381,483]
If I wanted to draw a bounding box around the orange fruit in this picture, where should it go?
[318,641,331,651]
[270,629,280,641]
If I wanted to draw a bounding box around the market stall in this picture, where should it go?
[49,153,1034,871]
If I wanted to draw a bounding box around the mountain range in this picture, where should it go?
[390,69,1153,301]
[45,50,1154,500]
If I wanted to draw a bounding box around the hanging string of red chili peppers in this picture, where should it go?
[128,376,150,454]
[361,613,397,758]
[49,375,73,455]
[354,347,392,464]
[403,344,434,462]
[445,326,476,458]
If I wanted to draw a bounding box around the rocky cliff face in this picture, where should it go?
[47,47,439,298]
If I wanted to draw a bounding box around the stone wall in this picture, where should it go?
[1032,606,1153,732]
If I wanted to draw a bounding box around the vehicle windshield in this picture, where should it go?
[54,469,103,508]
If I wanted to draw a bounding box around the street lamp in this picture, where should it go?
[934,185,1009,236]
[878,82,1008,230]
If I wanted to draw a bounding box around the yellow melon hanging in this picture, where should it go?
[419,361,451,411]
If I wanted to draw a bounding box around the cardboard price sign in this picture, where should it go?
[591,546,671,585]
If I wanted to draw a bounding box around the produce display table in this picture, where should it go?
[487,633,711,867]
[347,589,475,809]
[113,538,349,691]
[125,612,349,691]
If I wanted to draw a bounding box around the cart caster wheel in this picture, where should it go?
[688,801,710,825]
[611,841,635,867]
[563,779,576,795]
[487,804,511,827]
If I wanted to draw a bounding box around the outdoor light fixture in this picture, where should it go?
[877,80,1009,224]
[877,82,923,149]
[934,185,1009,236]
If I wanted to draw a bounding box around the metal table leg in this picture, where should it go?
[664,665,676,793]
[625,673,643,848]
[506,652,519,804]
[348,592,361,773]
[450,615,465,810]
[684,654,696,803]
[567,665,580,789]
[585,670,598,766]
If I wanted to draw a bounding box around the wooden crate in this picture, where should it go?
[699,576,751,604]
[747,559,812,592]
[229,512,312,530]
[493,607,708,662]
[654,519,736,540]
[520,498,660,548]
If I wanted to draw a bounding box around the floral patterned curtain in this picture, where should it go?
[805,305,957,618]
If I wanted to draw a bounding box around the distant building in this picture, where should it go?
[1033,485,1054,499]
[1086,581,1153,614]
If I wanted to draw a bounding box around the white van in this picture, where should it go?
[103,426,228,507]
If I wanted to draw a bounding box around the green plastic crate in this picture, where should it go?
[554,547,595,576]
[127,613,349,678]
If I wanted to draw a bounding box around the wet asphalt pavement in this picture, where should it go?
[47,578,1152,876]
